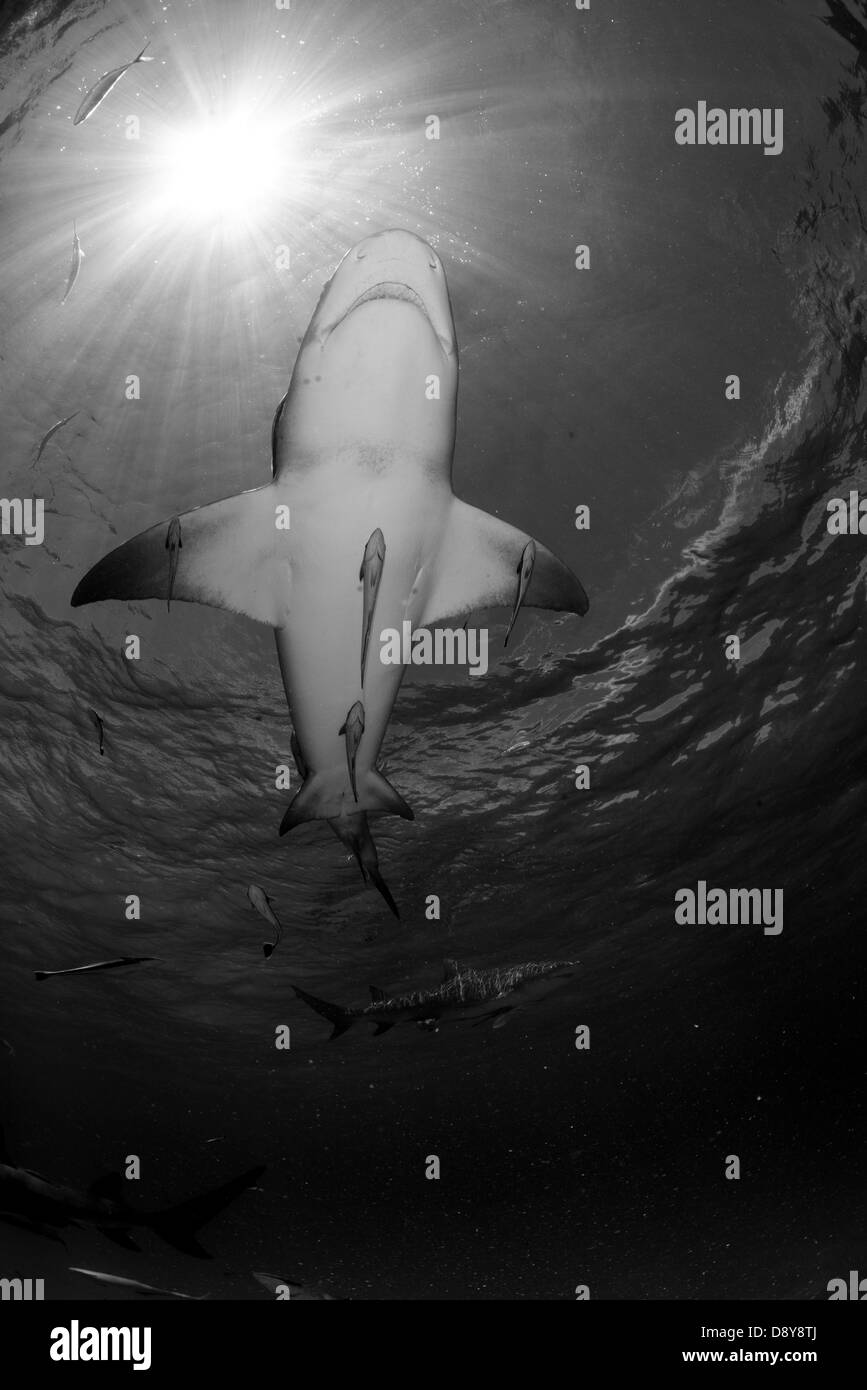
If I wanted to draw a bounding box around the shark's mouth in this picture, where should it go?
[327,280,432,338]
[346,280,428,315]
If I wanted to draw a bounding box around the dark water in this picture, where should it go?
[1,0,865,1300]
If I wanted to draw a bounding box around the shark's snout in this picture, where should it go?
[317,228,454,355]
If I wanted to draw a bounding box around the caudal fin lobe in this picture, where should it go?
[292,985,355,1040]
[149,1165,265,1259]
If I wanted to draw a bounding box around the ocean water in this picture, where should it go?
[1,0,866,1300]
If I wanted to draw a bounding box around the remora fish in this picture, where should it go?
[290,727,399,918]
[34,957,152,981]
[70,230,589,905]
[253,1271,336,1301]
[0,1129,263,1257]
[292,958,579,1038]
[73,40,154,126]
[34,411,79,466]
[69,1268,208,1299]
[61,223,84,305]
[247,884,282,958]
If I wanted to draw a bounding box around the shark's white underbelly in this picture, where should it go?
[274,459,452,814]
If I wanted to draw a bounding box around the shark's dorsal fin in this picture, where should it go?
[442,959,460,981]
[71,487,288,627]
[421,499,588,629]
[369,986,386,1002]
[89,1173,124,1203]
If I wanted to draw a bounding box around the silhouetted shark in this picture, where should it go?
[292,958,578,1038]
[0,1129,263,1258]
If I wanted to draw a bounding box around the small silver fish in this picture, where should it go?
[69,1268,208,1300]
[34,411,79,466]
[61,223,84,306]
[247,885,282,959]
[73,40,154,126]
[35,957,154,981]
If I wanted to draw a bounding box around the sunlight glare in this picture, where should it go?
[156,113,287,226]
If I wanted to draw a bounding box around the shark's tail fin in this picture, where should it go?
[325,814,401,919]
[149,1166,264,1259]
[367,866,400,919]
[292,985,355,1040]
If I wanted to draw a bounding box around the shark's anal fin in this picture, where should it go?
[421,498,588,628]
[71,486,286,626]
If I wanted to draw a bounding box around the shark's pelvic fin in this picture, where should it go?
[373,1021,396,1036]
[359,528,386,686]
[71,487,286,626]
[421,499,588,628]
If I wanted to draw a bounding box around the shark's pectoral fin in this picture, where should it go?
[421,499,588,628]
[71,486,287,626]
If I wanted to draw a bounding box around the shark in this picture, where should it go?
[0,1129,263,1258]
[70,229,589,912]
[291,957,579,1038]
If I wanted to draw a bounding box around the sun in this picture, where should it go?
[153,112,288,227]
